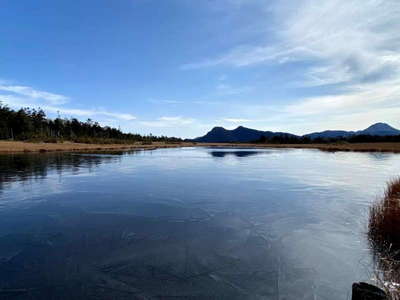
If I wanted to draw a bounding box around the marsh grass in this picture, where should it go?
[369,179,400,249]
[369,178,400,299]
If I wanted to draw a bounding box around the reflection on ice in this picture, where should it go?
[1,147,400,299]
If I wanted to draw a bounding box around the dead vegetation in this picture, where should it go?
[369,178,400,299]
[203,142,400,153]
[0,141,191,153]
[2,140,400,154]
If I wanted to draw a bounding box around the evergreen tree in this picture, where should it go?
[0,103,182,143]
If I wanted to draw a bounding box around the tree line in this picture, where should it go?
[253,134,400,144]
[0,104,182,143]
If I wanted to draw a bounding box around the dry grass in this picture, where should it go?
[369,178,400,299]
[2,141,400,154]
[201,142,400,153]
[369,179,400,248]
[0,141,193,153]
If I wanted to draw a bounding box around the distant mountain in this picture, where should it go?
[193,123,400,143]
[357,123,400,136]
[305,122,400,139]
[193,126,298,143]
[303,130,355,140]
[304,130,355,140]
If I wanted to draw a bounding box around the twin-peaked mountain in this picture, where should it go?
[193,123,400,143]
[193,126,296,143]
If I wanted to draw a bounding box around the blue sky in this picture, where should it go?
[1,0,399,138]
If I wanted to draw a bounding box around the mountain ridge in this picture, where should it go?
[193,125,298,143]
[193,122,400,143]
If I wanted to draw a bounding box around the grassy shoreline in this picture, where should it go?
[1,141,400,154]
[0,141,194,153]
[201,142,400,153]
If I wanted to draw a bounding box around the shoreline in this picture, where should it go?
[0,141,193,154]
[1,141,400,154]
[200,142,400,153]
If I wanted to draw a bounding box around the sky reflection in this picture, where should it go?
[1,148,400,299]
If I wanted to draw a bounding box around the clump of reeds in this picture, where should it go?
[369,178,400,299]
[369,178,400,250]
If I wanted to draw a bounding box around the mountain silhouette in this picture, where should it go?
[358,122,400,136]
[193,123,400,143]
[193,126,297,143]
[304,122,400,140]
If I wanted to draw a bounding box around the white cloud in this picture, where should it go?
[281,0,400,86]
[148,99,184,104]
[0,84,69,105]
[216,83,251,96]
[99,111,136,121]
[179,0,400,134]
[159,116,185,122]
[277,77,400,132]
[192,100,222,105]
[226,76,400,134]
[0,82,136,122]
[0,94,136,121]
[181,45,298,69]
[139,116,195,128]
[184,0,400,87]
[222,118,252,123]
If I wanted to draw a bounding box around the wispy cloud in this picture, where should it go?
[139,116,195,128]
[284,79,400,117]
[192,100,223,105]
[184,0,400,87]
[226,76,400,134]
[222,118,252,123]
[180,0,400,133]
[0,84,69,105]
[148,98,224,106]
[216,83,251,96]
[0,90,136,122]
[148,99,185,104]
[181,45,306,70]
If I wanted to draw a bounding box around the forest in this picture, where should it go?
[0,103,182,144]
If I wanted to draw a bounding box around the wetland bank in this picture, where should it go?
[1,147,400,299]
